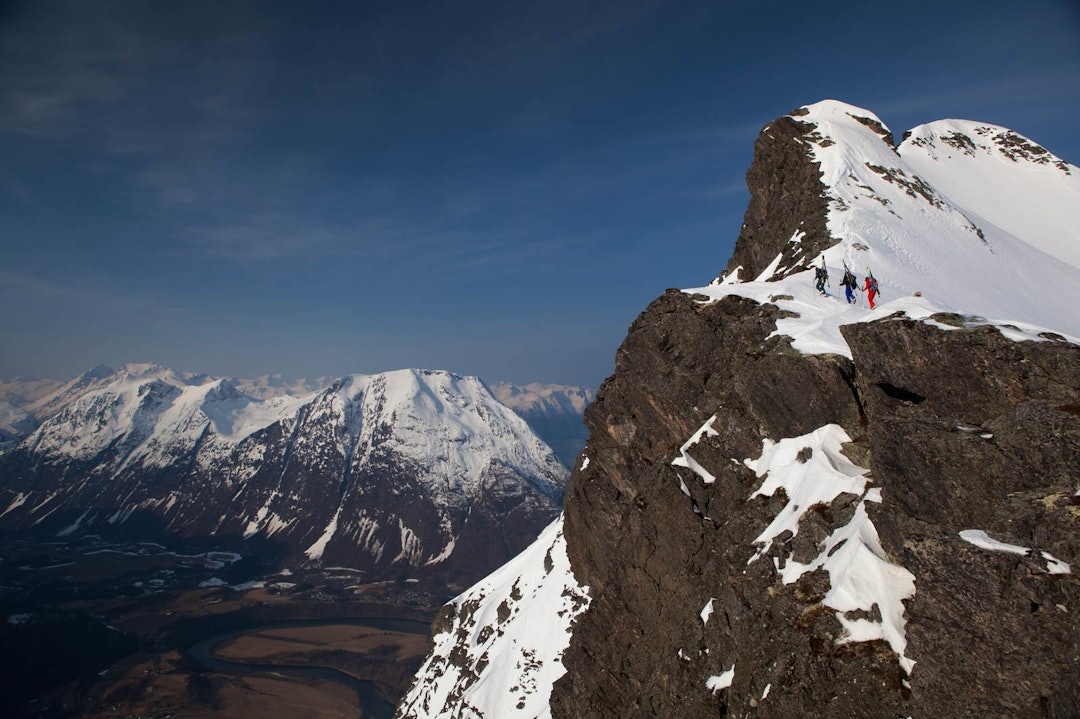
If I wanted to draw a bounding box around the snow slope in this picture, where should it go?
[397,516,590,719]
[705,100,1080,358]
[900,119,1080,269]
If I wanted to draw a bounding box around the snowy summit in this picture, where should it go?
[704,99,1080,356]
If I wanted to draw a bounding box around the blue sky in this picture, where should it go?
[2,0,1078,389]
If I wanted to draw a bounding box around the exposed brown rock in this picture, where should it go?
[550,107,1079,718]
[720,114,834,283]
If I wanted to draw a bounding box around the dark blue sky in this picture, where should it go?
[2,0,1078,389]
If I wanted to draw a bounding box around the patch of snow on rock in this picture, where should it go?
[960,529,1072,574]
[672,415,719,484]
[706,664,736,695]
[746,424,916,674]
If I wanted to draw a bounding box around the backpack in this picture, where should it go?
[843,271,855,286]
[868,276,879,292]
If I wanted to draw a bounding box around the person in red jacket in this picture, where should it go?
[863,274,879,309]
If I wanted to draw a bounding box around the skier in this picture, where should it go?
[863,273,880,309]
[841,267,858,304]
[814,263,829,296]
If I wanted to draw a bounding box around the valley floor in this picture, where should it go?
[0,535,440,718]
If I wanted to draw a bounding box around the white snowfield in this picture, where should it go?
[696,99,1080,357]
[397,516,590,719]
[9,364,566,562]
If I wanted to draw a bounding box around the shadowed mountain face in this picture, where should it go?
[399,101,1079,719]
[0,365,567,584]
[490,382,594,466]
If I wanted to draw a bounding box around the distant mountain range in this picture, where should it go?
[490,382,593,465]
[0,365,588,583]
[0,372,593,460]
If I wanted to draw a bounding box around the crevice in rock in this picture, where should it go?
[875,382,926,404]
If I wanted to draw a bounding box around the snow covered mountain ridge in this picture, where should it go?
[0,364,568,581]
[399,101,1079,718]
[710,100,1080,356]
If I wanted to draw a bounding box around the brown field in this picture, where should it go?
[218,623,430,666]
[1,537,440,718]
[82,651,365,719]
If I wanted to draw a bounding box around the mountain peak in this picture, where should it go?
[791,99,894,146]
[718,101,1080,351]
[403,101,1080,718]
[903,119,1072,175]
[1,362,567,581]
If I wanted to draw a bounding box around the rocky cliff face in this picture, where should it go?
[399,100,1079,719]
[0,366,567,584]
[550,103,1080,718]
[552,293,1077,718]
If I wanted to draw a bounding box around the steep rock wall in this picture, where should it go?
[720,113,835,282]
[549,102,1079,716]
[552,292,1078,718]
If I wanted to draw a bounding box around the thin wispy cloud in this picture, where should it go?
[0,268,189,316]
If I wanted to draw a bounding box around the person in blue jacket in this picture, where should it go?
[841,268,858,304]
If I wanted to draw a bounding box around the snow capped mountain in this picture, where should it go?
[0,364,567,581]
[397,516,590,719]
[0,401,35,450]
[490,382,594,466]
[900,119,1080,269]
[0,376,63,408]
[490,383,593,418]
[402,101,1079,718]
[713,100,1079,354]
[231,373,333,400]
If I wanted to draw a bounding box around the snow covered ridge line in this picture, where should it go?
[1,362,568,577]
[397,516,591,719]
[17,364,563,485]
[692,99,1080,359]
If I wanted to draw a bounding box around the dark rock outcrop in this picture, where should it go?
[551,292,1078,718]
[843,318,1080,719]
[721,114,833,283]
[547,108,1079,717]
